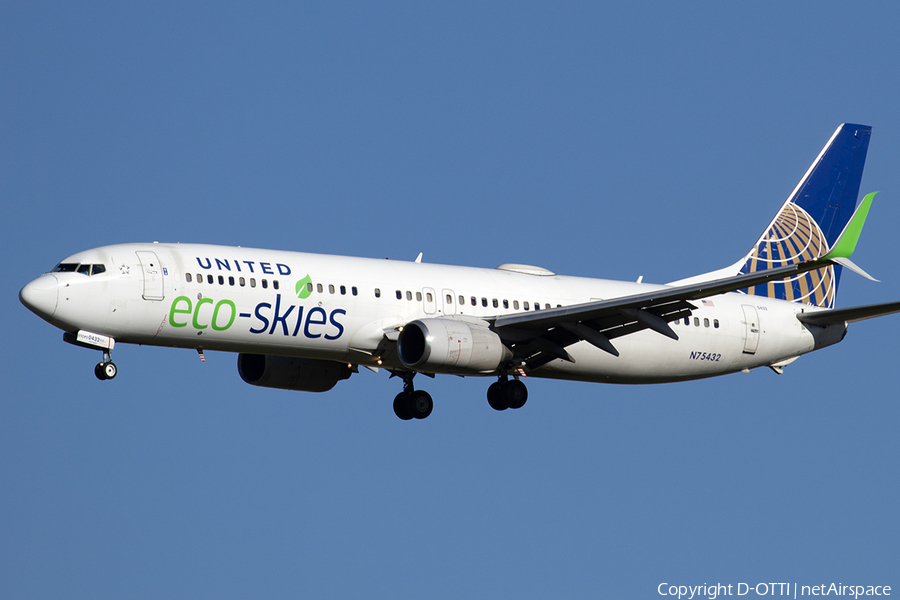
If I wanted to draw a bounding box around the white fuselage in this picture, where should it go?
[24,242,845,384]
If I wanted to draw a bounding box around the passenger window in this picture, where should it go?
[396,290,402,300]
[317,284,324,293]
[197,274,202,283]
[207,275,214,284]
[406,291,412,301]
[340,285,346,295]
[684,317,689,325]
[492,299,498,308]
[513,300,520,310]
[546,303,551,309]
[218,275,225,285]
[351,286,358,296]
[534,303,541,311]
[446,294,453,304]
[375,288,381,298]
[186,273,193,283]
[240,277,246,287]
[307,282,313,293]
[426,292,433,302]
[250,278,256,288]
[471,297,476,306]
[459,295,464,305]
[503,300,509,309]
[704,318,710,327]
[228,276,235,286]
[329,284,335,294]
[416,291,422,301]
[273,280,279,290]
[262,279,268,289]
[694,317,700,326]
[91,264,106,276]
[481,298,487,307]
[524,302,530,310]
[714,319,720,329]
[77,264,91,275]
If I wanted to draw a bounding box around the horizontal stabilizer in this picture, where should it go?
[797,301,900,326]
[830,257,878,282]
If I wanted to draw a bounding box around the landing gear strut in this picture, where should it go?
[94,350,117,381]
[393,373,433,420]
[487,375,528,411]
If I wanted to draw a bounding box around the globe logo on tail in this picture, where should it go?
[741,203,836,308]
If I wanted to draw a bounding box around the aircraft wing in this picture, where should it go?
[491,259,847,369]
[491,191,881,369]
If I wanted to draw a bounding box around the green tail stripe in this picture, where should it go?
[823,191,879,260]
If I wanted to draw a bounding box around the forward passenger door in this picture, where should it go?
[135,251,165,301]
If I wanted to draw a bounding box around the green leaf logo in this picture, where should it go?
[296,274,312,299]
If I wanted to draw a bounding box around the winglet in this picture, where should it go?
[822,191,878,261]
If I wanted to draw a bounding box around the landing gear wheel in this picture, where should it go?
[409,390,433,419]
[95,362,117,380]
[487,381,509,411]
[103,362,117,380]
[505,379,527,409]
[393,393,414,420]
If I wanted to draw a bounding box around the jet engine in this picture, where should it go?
[237,354,352,392]
[397,318,511,374]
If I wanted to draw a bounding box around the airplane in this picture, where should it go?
[19,123,900,420]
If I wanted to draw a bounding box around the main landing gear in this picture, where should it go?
[94,350,117,381]
[391,373,529,420]
[393,373,433,420]
[487,376,528,411]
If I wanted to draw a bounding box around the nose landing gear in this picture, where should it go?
[94,350,117,380]
[62,331,118,381]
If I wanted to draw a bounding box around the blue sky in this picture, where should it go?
[2,3,898,598]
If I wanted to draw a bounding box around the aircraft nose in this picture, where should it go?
[20,274,59,321]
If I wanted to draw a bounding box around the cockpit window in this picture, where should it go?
[52,263,107,275]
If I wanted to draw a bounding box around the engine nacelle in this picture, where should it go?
[397,318,511,374]
[237,354,352,392]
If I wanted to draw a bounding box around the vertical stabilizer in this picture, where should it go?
[740,124,871,308]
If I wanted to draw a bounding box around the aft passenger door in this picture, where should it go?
[741,304,760,354]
